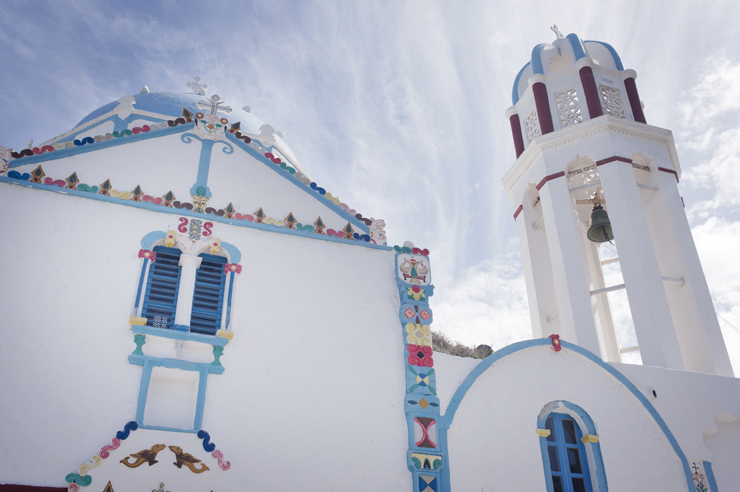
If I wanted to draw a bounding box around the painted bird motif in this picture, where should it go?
[169,445,210,473]
[120,444,166,468]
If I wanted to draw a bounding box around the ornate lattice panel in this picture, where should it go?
[555,88,582,127]
[524,109,541,141]
[600,86,626,118]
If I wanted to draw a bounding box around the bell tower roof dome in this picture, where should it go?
[512,32,624,105]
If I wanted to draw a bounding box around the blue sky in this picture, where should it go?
[2,0,740,369]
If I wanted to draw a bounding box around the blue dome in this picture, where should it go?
[511,34,625,105]
[76,91,271,136]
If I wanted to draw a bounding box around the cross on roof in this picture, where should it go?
[691,462,700,474]
[186,77,209,96]
[551,25,564,39]
[197,95,232,116]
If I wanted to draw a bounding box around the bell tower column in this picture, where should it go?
[597,160,684,370]
[538,176,601,356]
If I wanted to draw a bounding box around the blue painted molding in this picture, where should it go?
[512,62,531,105]
[224,131,370,233]
[704,461,719,492]
[220,241,241,264]
[0,176,391,252]
[180,134,235,198]
[131,325,229,347]
[584,40,624,71]
[537,400,608,492]
[437,339,694,492]
[138,424,199,434]
[133,259,149,315]
[140,231,167,250]
[530,43,548,75]
[566,33,587,61]
[7,123,193,168]
[58,113,170,142]
[128,354,226,374]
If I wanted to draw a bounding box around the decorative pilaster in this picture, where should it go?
[623,70,646,123]
[530,75,554,135]
[506,107,525,157]
[395,244,443,491]
[575,60,604,120]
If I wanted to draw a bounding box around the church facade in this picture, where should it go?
[0,32,738,492]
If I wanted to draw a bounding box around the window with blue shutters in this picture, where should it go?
[141,246,183,330]
[545,413,593,492]
[189,253,228,335]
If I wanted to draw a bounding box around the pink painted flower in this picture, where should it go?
[138,249,156,261]
[549,334,562,352]
[224,263,242,275]
[407,344,434,367]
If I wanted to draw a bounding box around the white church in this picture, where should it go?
[1,31,738,492]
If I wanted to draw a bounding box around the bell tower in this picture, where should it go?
[502,29,733,376]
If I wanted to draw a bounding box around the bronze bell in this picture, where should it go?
[587,205,614,243]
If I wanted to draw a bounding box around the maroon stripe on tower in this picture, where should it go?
[509,114,525,158]
[579,66,604,119]
[536,171,565,191]
[624,77,647,124]
[596,156,631,166]
[513,205,523,220]
[532,82,555,135]
[658,167,679,183]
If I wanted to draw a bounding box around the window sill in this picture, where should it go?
[131,325,231,347]
[128,354,225,375]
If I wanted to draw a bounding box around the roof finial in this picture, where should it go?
[186,77,209,96]
[197,95,232,116]
[550,25,564,39]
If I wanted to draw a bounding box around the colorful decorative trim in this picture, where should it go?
[216,329,234,340]
[580,433,599,444]
[536,428,552,437]
[138,249,156,261]
[396,245,442,488]
[548,334,562,351]
[196,431,231,471]
[65,421,138,488]
[129,316,147,326]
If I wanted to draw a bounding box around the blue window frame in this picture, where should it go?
[141,246,182,330]
[189,253,228,335]
[545,413,593,492]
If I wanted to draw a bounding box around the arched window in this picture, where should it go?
[544,412,593,492]
[537,401,607,492]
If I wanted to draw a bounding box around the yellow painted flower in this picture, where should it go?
[210,238,221,254]
[165,230,177,247]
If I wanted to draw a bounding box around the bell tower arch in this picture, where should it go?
[503,31,733,376]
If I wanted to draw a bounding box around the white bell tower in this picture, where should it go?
[502,30,733,376]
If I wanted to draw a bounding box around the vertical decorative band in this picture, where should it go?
[578,66,604,119]
[395,245,443,491]
[509,113,525,157]
[532,82,555,135]
[624,77,646,124]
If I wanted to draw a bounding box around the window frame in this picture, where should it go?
[545,412,593,492]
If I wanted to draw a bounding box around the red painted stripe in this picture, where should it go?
[625,77,647,124]
[579,66,604,119]
[532,82,555,135]
[513,205,523,220]
[596,156,631,166]
[535,171,565,191]
[509,114,525,158]
[658,167,679,183]
[0,485,66,491]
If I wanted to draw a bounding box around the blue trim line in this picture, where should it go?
[131,325,229,346]
[566,33,586,60]
[437,339,694,492]
[531,43,548,75]
[220,242,241,264]
[128,354,226,374]
[0,176,391,251]
[135,359,153,426]
[704,461,719,492]
[140,231,167,250]
[224,131,370,233]
[138,425,198,434]
[8,123,193,168]
[512,62,531,105]
[194,365,208,430]
[584,40,624,71]
[133,259,149,314]
[225,272,235,329]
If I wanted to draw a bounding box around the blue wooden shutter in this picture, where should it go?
[141,246,182,330]
[190,253,228,335]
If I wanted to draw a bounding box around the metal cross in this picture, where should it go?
[197,95,232,116]
[186,77,209,96]
[551,25,564,39]
[691,462,700,474]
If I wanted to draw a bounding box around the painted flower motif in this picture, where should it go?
[407,344,434,367]
[406,323,432,346]
[165,230,177,248]
[549,334,562,352]
[416,373,431,387]
[224,263,242,275]
[407,285,426,301]
[210,238,221,254]
[138,249,156,261]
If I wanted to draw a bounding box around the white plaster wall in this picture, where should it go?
[0,183,408,491]
[447,346,688,492]
[74,120,115,140]
[11,133,200,199]
[612,362,740,461]
[432,353,480,414]
[207,145,351,230]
